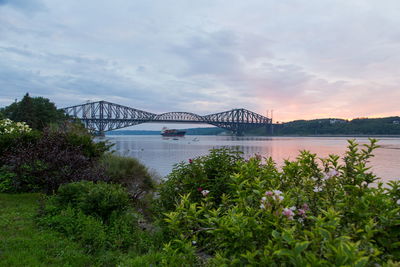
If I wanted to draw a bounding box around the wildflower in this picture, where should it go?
[201,190,210,197]
[313,186,323,192]
[297,209,306,216]
[189,159,193,164]
[298,218,304,224]
[277,195,284,201]
[265,191,274,196]
[260,203,266,209]
[324,169,339,180]
[290,206,297,211]
[302,203,309,210]
[282,208,294,220]
[197,187,203,192]
[273,190,283,195]
[192,240,197,245]
[261,196,267,201]
[397,199,400,205]
[330,169,339,177]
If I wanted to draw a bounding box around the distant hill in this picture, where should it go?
[105,117,400,136]
[247,117,400,136]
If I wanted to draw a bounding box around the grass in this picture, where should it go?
[0,193,174,267]
[0,193,94,267]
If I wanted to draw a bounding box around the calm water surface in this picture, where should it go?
[105,135,400,182]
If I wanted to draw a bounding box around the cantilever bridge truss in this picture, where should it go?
[62,101,272,136]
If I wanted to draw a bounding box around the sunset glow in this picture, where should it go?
[1,0,399,126]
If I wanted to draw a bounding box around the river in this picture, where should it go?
[105,135,400,183]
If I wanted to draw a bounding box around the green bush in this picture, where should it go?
[53,181,130,222]
[39,206,107,253]
[0,166,17,193]
[99,153,155,201]
[156,148,243,213]
[37,181,162,260]
[160,139,400,266]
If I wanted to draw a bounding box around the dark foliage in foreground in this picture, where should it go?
[0,127,109,194]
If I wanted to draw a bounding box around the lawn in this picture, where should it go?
[0,193,94,267]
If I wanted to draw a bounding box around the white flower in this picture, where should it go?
[313,186,323,193]
[261,196,267,201]
[278,195,284,201]
[201,190,210,197]
[396,199,400,205]
[192,240,197,245]
[260,203,266,209]
[298,218,304,224]
[290,206,297,211]
[273,190,283,195]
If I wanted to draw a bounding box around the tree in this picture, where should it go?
[1,93,67,130]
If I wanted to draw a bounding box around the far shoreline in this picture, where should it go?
[105,133,400,138]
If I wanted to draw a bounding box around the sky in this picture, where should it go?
[1,0,400,129]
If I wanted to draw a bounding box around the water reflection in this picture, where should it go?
[106,135,400,182]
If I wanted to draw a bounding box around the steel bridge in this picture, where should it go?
[62,101,272,136]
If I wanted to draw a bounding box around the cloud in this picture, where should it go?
[0,0,44,13]
[169,30,241,77]
[1,0,400,124]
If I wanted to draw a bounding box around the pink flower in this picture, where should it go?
[189,159,193,164]
[330,169,339,177]
[302,203,309,211]
[324,169,339,180]
[297,209,306,217]
[197,187,203,192]
[282,208,294,220]
[265,191,274,196]
[201,190,210,197]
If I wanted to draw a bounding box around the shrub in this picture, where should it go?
[99,153,155,201]
[156,148,243,213]
[53,181,130,222]
[0,166,17,193]
[161,139,400,266]
[0,119,41,164]
[0,124,109,193]
[38,181,147,256]
[39,206,107,253]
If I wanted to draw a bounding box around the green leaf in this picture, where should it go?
[354,257,369,267]
[274,249,293,257]
[271,230,280,239]
[294,241,310,255]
